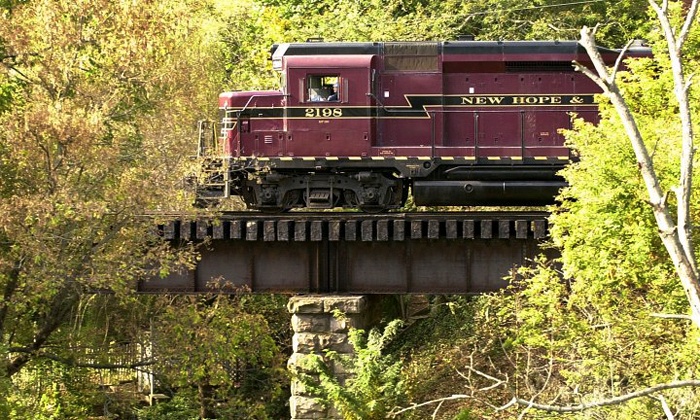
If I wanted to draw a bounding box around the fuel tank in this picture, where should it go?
[412,180,566,206]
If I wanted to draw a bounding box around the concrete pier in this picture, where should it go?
[287,295,376,420]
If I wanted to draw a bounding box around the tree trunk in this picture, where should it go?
[198,380,216,419]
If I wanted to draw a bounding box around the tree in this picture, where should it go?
[0,0,220,414]
[391,259,700,418]
[574,0,700,329]
[449,0,651,45]
[140,292,289,419]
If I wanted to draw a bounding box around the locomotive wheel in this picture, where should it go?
[342,190,386,212]
[258,190,300,213]
[358,184,397,213]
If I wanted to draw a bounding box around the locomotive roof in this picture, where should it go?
[270,40,624,58]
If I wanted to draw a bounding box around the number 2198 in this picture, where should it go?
[305,108,343,118]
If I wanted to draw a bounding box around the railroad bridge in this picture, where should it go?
[142,211,554,294]
[143,211,555,419]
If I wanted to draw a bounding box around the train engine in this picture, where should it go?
[196,40,650,212]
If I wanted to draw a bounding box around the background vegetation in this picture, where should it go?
[1,0,698,418]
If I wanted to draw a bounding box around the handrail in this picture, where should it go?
[239,93,282,114]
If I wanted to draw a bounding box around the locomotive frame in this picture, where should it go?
[196,40,649,212]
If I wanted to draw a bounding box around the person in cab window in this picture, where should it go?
[327,82,339,101]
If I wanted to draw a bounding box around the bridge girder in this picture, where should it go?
[142,213,556,294]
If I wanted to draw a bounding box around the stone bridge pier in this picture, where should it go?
[287,295,382,420]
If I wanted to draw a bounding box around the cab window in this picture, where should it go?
[307,75,340,102]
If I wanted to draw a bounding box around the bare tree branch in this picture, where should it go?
[649,0,698,273]
[650,312,694,321]
[577,27,665,207]
[389,394,470,417]
[656,394,675,420]
[684,73,695,94]
[580,27,614,85]
[504,380,700,413]
[676,0,699,47]
[465,363,507,391]
[610,40,634,82]
[572,60,607,90]
[393,380,700,417]
[431,399,445,420]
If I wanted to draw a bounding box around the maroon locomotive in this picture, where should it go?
[196,40,649,212]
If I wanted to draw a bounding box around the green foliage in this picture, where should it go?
[555,45,696,319]
[297,319,406,420]
[455,0,651,45]
[135,393,200,420]
[6,361,104,419]
[212,0,285,90]
[0,295,152,418]
[0,291,290,419]
[396,276,700,418]
[453,408,475,420]
[245,0,651,50]
[0,0,690,418]
[148,292,289,419]
[212,0,652,119]
[0,79,21,116]
[0,0,27,11]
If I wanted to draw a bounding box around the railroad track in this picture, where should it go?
[155,210,551,242]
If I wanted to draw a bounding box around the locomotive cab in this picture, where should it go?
[280,55,377,157]
[209,50,406,212]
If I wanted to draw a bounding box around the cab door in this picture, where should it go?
[283,56,375,157]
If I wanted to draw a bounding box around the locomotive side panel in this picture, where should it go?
[476,111,522,157]
[515,73,569,157]
[442,72,476,154]
[441,72,589,159]
[376,73,443,154]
